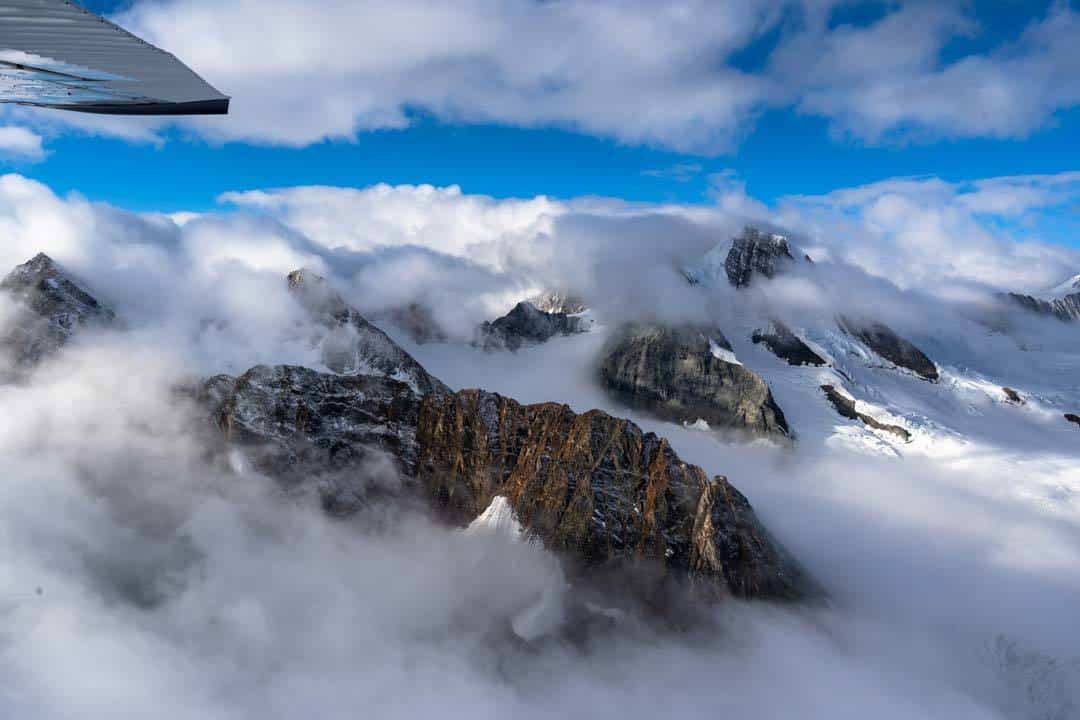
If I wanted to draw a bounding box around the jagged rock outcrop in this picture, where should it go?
[1002,387,1024,405]
[1004,291,1080,323]
[416,389,806,600]
[529,290,588,315]
[838,316,938,381]
[683,226,801,288]
[751,321,827,367]
[724,227,795,288]
[0,253,116,369]
[200,364,808,600]
[821,385,911,442]
[286,268,448,395]
[200,365,420,513]
[478,301,590,351]
[598,323,789,436]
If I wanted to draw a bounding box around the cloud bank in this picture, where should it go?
[0,171,1079,717]
[0,125,44,161]
[70,0,1079,150]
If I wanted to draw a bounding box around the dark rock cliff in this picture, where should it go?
[416,388,806,600]
[528,290,588,315]
[0,253,116,369]
[838,316,939,381]
[478,301,590,351]
[752,321,827,367]
[723,227,795,288]
[1005,291,1080,323]
[821,384,911,442]
[286,268,449,395]
[200,363,808,600]
[598,323,789,436]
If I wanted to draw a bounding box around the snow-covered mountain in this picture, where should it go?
[1005,271,1080,322]
[2,223,1079,718]
[477,300,592,351]
[684,226,807,288]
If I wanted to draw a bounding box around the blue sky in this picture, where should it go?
[1,0,1078,242]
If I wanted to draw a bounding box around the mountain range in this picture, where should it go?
[3,225,1078,632]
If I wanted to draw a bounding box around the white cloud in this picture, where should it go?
[0,0,1033,150]
[776,173,1080,292]
[220,183,567,265]
[0,125,45,160]
[113,0,781,151]
[1,171,1080,718]
[776,2,1080,143]
[641,163,704,182]
[218,170,1080,302]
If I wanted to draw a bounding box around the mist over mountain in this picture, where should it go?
[0,173,1078,719]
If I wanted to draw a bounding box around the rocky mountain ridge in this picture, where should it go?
[0,253,808,604]
[1005,290,1080,323]
[837,315,939,381]
[286,268,449,395]
[478,300,591,351]
[821,384,911,442]
[0,253,117,370]
[684,226,801,289]
[751,321,827,367]
[200,363,808,600]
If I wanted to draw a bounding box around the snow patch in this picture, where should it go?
[1042,273,1080,298]
[464,496,527,541]
[709,339,742,365]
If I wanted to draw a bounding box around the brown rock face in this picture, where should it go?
[414,389,805,600]
[201,364,808,601]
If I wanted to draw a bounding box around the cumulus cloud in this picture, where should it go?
[217,170,1080,306]
[0,1,1042,151]
[0,125,45,161]
[776,174,1080,292]
[769,1,1080,143]
[111,0,779,150]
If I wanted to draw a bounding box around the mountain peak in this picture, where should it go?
[724,226,794,288]
[284,268,449,395]
[1,253,117,368]
[528,290,588,315]
[478,300,590,351]
[683,226,798,288]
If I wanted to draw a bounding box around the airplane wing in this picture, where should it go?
[0,0,228,115]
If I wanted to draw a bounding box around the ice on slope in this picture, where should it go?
[463,496,566,641]
[1043,273,1080,298]
[464,496,527,540]
[709,339,742,365]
